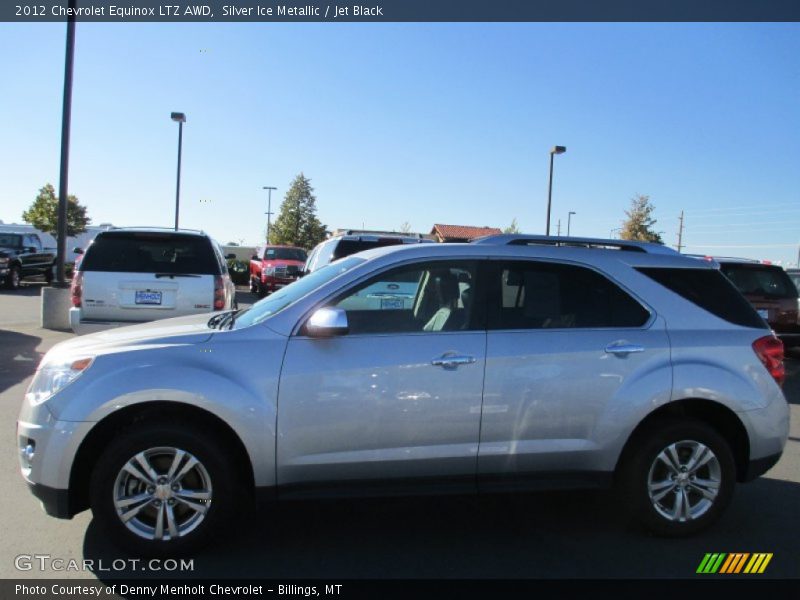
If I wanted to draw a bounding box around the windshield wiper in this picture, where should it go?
[155,273,201,278]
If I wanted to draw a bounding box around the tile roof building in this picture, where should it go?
[430,224,502,243]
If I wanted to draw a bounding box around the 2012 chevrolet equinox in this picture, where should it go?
[18,235,789,555]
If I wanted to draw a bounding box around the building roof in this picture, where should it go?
[431,224,502,241]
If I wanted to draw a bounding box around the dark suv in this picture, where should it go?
[715,259,799,345]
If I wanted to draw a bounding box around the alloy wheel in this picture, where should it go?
[112,447,212,541]
[647,440,721,522]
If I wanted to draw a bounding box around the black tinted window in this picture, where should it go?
[332,239,403,260]
[719,264,797,300]
[637,267,767,329]
[80,232,219,275]
[0,233,21,248]
[490,261,650,330]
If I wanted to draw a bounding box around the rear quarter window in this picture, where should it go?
[79,232,220,275]
[637,267,767,329]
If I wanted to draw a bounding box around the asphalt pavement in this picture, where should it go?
[1,283,798,580]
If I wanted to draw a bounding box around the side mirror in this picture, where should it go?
[26,246,37,253]
[226,253,236,260]
[251,254,258,261]
[73,247,84,255]
[306,307,348,337]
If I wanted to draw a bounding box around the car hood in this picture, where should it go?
[264,260,305,268]
[48,313,216,359]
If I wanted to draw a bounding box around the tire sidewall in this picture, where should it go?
[621,419,736,537]
[90,424,239,557]
[8,265,21,289]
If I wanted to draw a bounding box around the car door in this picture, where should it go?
[478,259,671,489]
[277,259,486,496]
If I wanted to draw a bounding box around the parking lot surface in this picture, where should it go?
[1,283,798,579]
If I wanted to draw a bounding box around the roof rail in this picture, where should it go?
[472,234,679,255]
[107,226,207,235]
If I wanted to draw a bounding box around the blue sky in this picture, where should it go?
[1,23,799,263]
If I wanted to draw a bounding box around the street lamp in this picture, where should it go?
[263,186,277,243]
[567,211,576,237]
[545,145,566,236]
[171,112,186,230]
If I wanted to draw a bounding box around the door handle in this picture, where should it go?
[431,355,476,369]
[605,343,644,356]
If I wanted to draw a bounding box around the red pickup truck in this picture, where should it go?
[249,245,308,298]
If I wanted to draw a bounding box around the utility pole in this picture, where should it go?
[556,219,561,236]
[676,210,684,253]
[263,186,277,243]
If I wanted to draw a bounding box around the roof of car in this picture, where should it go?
[350,237,715,270]
[100,227,209,237]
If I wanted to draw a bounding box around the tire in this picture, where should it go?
[617,418,736,537]
[5,264,21,290]
[44,263,55,284]
[257,280,267,299]
[249,276,258,294]
[90,422,242,557]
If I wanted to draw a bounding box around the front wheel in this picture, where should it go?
[618,419,736,537]
[5,264,21,290]
[90,422,242,556]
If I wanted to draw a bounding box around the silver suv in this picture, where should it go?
[18,235,789,555]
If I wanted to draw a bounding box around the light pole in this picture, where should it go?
[567,211,576,237]
[263,186,277,243]
[545,145,566,236]
[171,112,186,230]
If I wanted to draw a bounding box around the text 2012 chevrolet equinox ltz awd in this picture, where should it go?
[18,235,789,555]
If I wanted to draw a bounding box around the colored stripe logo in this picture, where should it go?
[697,553,773,574]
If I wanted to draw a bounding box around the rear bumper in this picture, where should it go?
[743,452,783,482]
[69,308,129,335]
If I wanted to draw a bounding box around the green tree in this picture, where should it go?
[504,218,520,234]
[269,173,327,249]
[21,183,91,237]
[620,195,663,244]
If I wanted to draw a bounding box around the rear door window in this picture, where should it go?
[80,232,219,275]
[489,260,650,330]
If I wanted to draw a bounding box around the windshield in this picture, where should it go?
[265,247,307,262]
[232,256,364,329]
[0,233,22,248]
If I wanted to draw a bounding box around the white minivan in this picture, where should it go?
[69,228,236,334]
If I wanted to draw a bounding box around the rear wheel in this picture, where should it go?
[90,422,242,556]
[618,419,736,537]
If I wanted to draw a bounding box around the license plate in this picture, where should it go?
[757,309,769,319]
[381,298,404,310]
[135,290,162,305]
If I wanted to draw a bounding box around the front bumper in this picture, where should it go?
[28,482,74,519]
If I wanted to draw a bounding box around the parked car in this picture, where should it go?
[786,268,800,294]
[19,235,788,555]
[69,228,236,334]
[304,231,432,273]
[713,258,799,347]
[249,245,307,298]
[0,231,55,289]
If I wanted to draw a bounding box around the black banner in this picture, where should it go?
[3,579,799,599]
[2,0,800,23]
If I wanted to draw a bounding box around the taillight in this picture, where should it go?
[70,272,83,308]
[752,335,785,385]
[213,276,225,310]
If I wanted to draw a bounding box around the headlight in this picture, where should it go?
[25,357,94,405]
[0,257,9,265]
[264,266,276,276]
